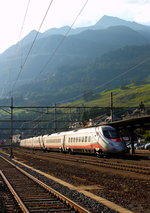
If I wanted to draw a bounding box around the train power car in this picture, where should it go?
[20,125,127,157]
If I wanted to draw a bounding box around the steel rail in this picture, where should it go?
[0,170,29,213]
[18,150,150,175]
[0,155,90,213]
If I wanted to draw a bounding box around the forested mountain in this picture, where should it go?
[9,44,150,106]
[0,15,150,105]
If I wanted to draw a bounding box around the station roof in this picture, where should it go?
[108,115,150,130]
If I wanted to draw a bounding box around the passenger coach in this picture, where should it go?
[20,125,127,157]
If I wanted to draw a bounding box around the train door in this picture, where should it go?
[61,135,65,152]
[38,137,42,149]
[38,136,45,151]
[41,136,46,151]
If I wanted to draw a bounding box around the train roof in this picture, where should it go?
[21,126,115,140]
[50,125,114,136]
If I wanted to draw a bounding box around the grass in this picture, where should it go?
[65,83,150,108]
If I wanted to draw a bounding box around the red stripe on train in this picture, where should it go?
[108,138,121,142]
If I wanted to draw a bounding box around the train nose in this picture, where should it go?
[108,142,126,153]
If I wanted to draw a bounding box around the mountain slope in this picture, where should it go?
[2,15,150,58]
[10,44,150,106]
[0,25,149,89]
[0,16,150,105]
[40,15,150,38]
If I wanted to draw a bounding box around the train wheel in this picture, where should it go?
[59,148,64,153]
[96,149,104,158]
[68,148,73,155]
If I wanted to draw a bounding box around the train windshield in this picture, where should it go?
[103,129,119,139]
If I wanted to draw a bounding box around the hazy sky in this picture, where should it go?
[0,0,150,53]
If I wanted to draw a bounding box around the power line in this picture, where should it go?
[11,0,54,94]
[7,0,88,98]
[1,0,31,99]
[35,0,89,79]
[57,56,150,104]
[18,0,31,43]
[18,0,31,77]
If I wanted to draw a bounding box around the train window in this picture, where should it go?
[68,138,70,142]
[85,136,87,142]
[82,136,84,142]
[103,129,119,139]
[79,137,81,142]
[73,137,76,142]
[88,136,91,142]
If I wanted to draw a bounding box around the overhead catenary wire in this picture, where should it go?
[11,0,54,94]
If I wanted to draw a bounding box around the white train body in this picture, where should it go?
[20,125,127,156]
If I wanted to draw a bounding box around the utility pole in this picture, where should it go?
[10,96,14,158]
[130,128,135,154]
[110,92,113,122]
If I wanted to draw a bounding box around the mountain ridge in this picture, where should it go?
[0,15,150,106]
[2,15,150,57]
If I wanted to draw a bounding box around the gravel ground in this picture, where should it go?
[1,148,150,213]
[0,151,118,213]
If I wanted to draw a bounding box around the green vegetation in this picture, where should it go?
[67,83,150,107]
[0,83,150,141]
[1,16,150,141]
[1,44,148,107]
[143,130,150,141]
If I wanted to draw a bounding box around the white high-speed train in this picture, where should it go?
[20,125,127,156]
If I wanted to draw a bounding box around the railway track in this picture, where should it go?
[42,154,150,175]
[1,147,150,175]
[11,149,150,176]
[0,148,149,213]
[0,174,23,212]
[0,155,89,213]
[62,155,150,175]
